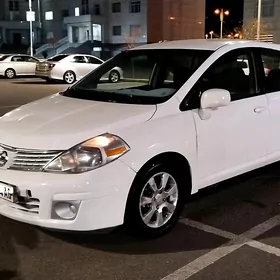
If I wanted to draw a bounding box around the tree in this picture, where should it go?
[241,19,271,40]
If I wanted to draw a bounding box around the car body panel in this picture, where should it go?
[0,94,157,150]
[0,39,280,231]
[0,54,39,76]
[35,54,123,82]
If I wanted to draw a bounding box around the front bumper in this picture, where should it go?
[0,159,136,231]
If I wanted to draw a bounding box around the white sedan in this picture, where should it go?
[35,54,123,84]
[0,54,39,78]
[0,39,279,238]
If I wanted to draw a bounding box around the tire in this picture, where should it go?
[63,71,76,84]
[124,162,187,239]
[5,68,16,79]
[109,70,120,83]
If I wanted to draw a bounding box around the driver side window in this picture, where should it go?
[185,49,256,110]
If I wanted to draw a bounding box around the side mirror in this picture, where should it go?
[201,88,231,109]
[199,89,231,120]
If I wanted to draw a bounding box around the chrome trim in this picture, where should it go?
[0,144,63,172]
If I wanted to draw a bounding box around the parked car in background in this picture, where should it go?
[35,54,123,84]
[0,54,39,78]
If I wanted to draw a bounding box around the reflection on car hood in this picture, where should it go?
[0,94,156,150]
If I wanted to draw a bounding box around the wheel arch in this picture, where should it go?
[126,151,192,203]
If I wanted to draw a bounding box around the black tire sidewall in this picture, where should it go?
[124,163,187,238]
[109,70,120,83]
[63,71,76,84]
[5,68,15,79]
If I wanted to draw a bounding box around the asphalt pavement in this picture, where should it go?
[1,77,280,280]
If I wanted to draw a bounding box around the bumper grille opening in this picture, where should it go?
[10,195,40,214]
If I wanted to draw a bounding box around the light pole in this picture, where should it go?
[209,30,214,39]
[214,8,230,39]
[28,0,33,56]
[257,0,262,40]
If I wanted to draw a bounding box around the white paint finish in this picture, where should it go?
[0,158,136,230]
[0,55,39,76]
[35,54,122,82]
[162,215,280,280]
[0,94,156,150]
[193,95,269,188]
[1,39,280,232]
[161,242,244,280]
[181,219,237,240]
[266,91,280,154]
[200,88,231,109]
[247,240,280,257]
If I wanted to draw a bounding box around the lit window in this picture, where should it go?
[45,11,53,20]
[75,7,80,16]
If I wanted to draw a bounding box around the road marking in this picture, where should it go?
[247,240,280,257]
[161,215,280,280]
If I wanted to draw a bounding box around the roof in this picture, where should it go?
[134,39,277,51]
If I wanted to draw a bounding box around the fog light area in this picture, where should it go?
[52,201,81,220]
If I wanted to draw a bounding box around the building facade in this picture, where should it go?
[0,0,41,46]
[147,0,205,43]
[0,0,206,55]
[243,0,279,42]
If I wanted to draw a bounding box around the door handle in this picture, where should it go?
[254,106,267,114]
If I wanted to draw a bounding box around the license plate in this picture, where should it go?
[0,182,17,203]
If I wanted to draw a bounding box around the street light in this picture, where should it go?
[209,30,214,39]
[28,0,33,56]
[214,8,230,39]
[257,0,262,40]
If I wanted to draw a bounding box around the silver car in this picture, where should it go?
[0,54,39,78]
[35,54,123,84]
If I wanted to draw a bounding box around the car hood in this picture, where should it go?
[0,94,156,150]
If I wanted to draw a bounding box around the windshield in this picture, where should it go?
[62,49,213,105]
[0,55,10,61]
[47,54,69,62]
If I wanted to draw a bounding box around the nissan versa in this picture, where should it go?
[0,39,279,238]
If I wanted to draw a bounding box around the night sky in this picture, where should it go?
[205,0,244,37]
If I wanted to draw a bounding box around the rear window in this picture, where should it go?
[47,54,69,62]
[0,55,10,61]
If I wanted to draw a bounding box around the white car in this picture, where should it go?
[0,54,39,78]
[0,39,280,238]
[35,53,123,84]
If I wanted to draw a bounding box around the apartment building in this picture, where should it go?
[0,0,206,55]
[0,0,41,46]
[243,0,279,42]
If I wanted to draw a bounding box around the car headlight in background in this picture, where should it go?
[43,133,130,174]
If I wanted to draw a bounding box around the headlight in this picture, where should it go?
[43,133,130,174]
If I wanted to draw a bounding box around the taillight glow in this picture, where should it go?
[49,63,56,69]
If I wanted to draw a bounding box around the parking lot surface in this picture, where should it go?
[1,78,280,280]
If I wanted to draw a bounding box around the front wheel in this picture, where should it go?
[124,163,186,239]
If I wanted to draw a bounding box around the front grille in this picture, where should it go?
[0,144,62,172]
